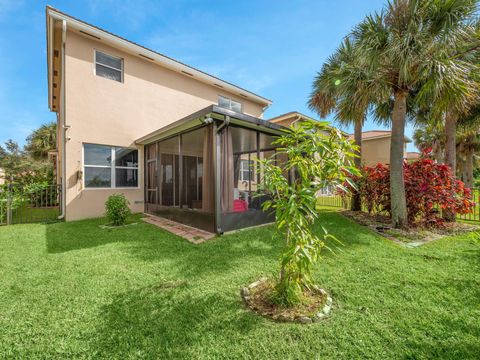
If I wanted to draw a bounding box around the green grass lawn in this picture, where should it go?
[0,210,479,359]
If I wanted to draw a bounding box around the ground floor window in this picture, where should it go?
[83,144,138,188]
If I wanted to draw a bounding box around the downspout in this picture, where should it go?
[58,19,67,220]
[214,115,230,234]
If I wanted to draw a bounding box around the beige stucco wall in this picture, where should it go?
[63,30,265,221]
[361,137,391,166]
[271,117,297,127]
[360,137,408,166]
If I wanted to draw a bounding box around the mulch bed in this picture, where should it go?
[341,210,478,247]
[242,278,330,323]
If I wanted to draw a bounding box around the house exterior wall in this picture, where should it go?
[361,137,408,166]
[63,30,265,221]
[270,117,297,127]
[361,137,391,166]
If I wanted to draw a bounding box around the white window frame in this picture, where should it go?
[94,50,124,83]
[218,95,243,113]
[83,144,140,190]
[239,159,253,181]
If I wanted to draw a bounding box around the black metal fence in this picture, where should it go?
[0,184,61,225]
[457,188,480,223]
[317,187,480,223]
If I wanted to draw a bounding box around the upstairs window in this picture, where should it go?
[95,50,123,82]
[218,95,242,113]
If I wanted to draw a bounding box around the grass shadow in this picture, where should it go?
[89,283,263,359]
[45,214,149,253]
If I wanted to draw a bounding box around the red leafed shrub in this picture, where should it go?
[345,151,475,226]
[354,164,390,215]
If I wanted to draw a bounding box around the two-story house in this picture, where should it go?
[349,131,412,166]
[46,7,286,234]
[268,113,412,166]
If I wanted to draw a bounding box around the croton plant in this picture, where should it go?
[344,149,475,226]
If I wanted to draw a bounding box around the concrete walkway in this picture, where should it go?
[142,214,215,244]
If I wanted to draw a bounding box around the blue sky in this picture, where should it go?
[0,0,417,151]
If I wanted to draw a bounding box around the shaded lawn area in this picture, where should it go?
[0,210,479,359]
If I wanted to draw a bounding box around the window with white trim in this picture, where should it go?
[239,159,253,181]
[218,95,242,113]
[84,144,138,188]
[95,50,123,82]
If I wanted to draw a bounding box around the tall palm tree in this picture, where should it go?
[456,129,480,187]
[25,122,57,160]
[308,38,371,211]
[457,104,480,188]
[350,0,479,228]
[413,122,445,163]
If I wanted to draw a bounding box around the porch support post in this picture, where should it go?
[214,122,222,234]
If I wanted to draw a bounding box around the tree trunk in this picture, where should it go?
[432,140,443,163]
[464,147,474,189]
[390,90,408,228]
[443,112,457,221]
[351,119,362,211]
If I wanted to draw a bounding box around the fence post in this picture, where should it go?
[6,183,12,225]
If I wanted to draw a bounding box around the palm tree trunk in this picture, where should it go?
[390,90,408,228]
[351,119,362,211]
[432,140,443,163]
[465,147,474,189]
[443,111,457,221]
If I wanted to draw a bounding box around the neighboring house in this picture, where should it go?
[268,114,413,167]
[406,151,421,162]
[348,131,412,166]
[269,111,317,127]
[0,168,4,185]
[46,7,284,234]
[269,111,341,132]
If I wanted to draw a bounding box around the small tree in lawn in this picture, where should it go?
[257,120,358,307]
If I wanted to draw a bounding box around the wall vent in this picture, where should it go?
[139,53,154,61]
[79,30,101,40]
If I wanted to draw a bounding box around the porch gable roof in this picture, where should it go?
[136,105,287,145]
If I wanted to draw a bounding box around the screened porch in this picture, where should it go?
[136,105,287,234]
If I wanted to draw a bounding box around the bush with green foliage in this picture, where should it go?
[474,168,480,188]
[105,194,131,226]
[257,120,358,307]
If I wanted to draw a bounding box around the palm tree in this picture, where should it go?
[350,0,479,228]
[308,38,371,211]
[456,129,480,188]
[413,122,445,163]
[457,105,480,188]
[25,122,57,160]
